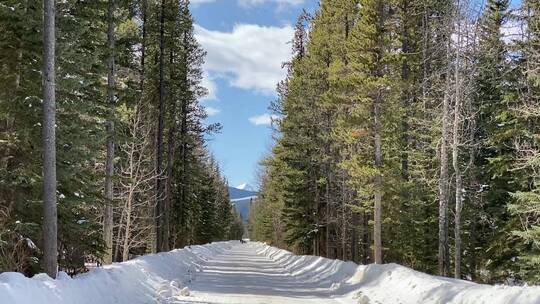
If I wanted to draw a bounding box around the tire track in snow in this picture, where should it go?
[175,242,342,304]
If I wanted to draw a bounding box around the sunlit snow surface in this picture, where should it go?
[1,241,539,304]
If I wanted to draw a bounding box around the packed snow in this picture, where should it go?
[1,241,539,304]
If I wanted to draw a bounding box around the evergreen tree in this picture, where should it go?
[0,0,232,275]
[467,0,522,282]
[270,10,318,254]
[509,0,540,283]
[339,0,400,264]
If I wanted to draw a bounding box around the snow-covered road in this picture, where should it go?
[183,243,342,303]
[2,241,540,304]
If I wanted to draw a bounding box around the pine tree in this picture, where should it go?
[270,10,319,254]
[340,0,399,264]
[508,0,540,283]
[1,0,232,274]
[249,156,286,246]
[466,0,520,281]
[313,0,358,260]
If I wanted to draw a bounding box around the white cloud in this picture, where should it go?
[249,113,277,126]
[195,23,293,94]
[205,106,221,116]
[190,0,304,7]
[190,0,216,6]
[201,71,218,101]
[238,0,304,7]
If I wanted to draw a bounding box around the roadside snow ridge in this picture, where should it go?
[0,241,539,304]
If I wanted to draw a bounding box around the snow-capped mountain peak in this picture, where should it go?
[236,183,254,191]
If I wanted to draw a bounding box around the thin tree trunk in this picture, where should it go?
[140,0,147,91]
[372,0,386,265]
[341,175,347,260]
[438,46,452,278]
[351,209,358,263]
[119,142,135,261]
[103,0,116,265]
[453,17,463,279]
[42,0,58,279]
[15,0,27,89]
[155,0,166,253]
[138,0,155,254]
[122,188,133,261]
[373,89,383,265]
[454,169,463,279]
[113,195,126,261]
[400,0,410,180]
[313,180,320,256]
[467,112,478,281]
[362,210,370,264]
[163,127,174,252]
[325,163,330,258]
[162,49,177,253]
[178,90,188,248]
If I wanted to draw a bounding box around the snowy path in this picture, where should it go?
[2,241,540,304]
[182,243,342,303]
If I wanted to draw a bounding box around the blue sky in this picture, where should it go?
[190,0,319,188]
[190,0,522,189]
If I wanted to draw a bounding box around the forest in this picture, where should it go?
[248,0,540,284]
[0,0,243,279]
[2,0,540,291]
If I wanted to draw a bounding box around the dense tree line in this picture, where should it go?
[0,0,241,278]
[249,0,540,283]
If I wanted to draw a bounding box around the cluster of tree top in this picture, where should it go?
[248,0,540,284]
[0,0,243,278]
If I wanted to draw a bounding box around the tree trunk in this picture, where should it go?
[155,0,166,253]
[163,126,174,252]
[162,49,178,253]
[341,177,347,260]
[372,0,385,265]
[400,0,410,181]
[103,0,116,265]
[140,0,147,91]
[467,112,478,281]
[313,179,320,256]
[178,88,188,248]
[453,19,463,279]
[122,188,133,261]
[438,45,452,277]
[325,162,330,258]
[373,89,383,265]
[360,210,369,263]
[438,98,450,276]
[113,193,126,261]
[15,0,26,91]
[42,0,58,279]
[454,172,462,278]
[138,0,155,254]
[351,210,358,263]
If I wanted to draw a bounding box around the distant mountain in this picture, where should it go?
[229,185,258,223]
[229,186,257,201]
[236,183,255,191]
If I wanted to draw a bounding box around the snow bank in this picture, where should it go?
[2,241,539,304]
[256,243,540,304]
[0,242,233,304]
